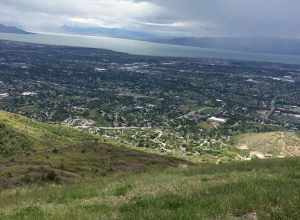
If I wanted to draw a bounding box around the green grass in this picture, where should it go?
[1,111,300,219]
[0,111,186,188]
[0,111,96,154]
[0,122,33,155]
[0,158,300,219]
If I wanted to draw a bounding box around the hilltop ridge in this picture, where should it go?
[0,111,187,187]
[0,24,30,34]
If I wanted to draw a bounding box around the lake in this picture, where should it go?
[0,32,300,65]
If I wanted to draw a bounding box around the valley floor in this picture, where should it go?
[0,40,300,219]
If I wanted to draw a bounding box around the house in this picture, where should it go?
[208,117,227,124]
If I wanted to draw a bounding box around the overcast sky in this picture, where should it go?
[0,0,299,38]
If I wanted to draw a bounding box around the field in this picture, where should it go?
[0,158,300,219]
[233,132,300,158]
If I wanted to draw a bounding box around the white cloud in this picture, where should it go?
[0,0,300,37]
[0,0,161,31]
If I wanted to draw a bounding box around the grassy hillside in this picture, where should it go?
[0,158,300,219]
[1,111,300,219]
[0,111,186,187]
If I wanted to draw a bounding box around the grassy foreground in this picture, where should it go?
[0,158,300,220]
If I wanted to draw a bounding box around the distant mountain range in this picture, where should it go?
[63,25,300,56]
[0,24,30,34]
[1,24,300,56]
[157,37,300,56]
[62,25,158,41]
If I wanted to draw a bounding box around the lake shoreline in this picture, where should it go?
[1,33,300,65]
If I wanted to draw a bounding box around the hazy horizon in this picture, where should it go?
[0,0,299,39]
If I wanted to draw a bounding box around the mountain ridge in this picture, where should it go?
[0,24,30,34]
[62,25,300,56]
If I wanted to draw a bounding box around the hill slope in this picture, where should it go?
[233,132,300,159]
[0,112,300,219]
[0,24,30,34]
[0,158,300,219]
[0,111,186,187]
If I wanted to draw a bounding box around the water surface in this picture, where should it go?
[0,33,300,65]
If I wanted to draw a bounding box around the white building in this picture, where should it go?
[208,117,227,123]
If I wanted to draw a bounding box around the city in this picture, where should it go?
[1,40,300,162]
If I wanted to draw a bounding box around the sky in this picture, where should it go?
[0,0,299,38]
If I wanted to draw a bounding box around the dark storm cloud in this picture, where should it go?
[134,0,300,37]
[0,0,299,37]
